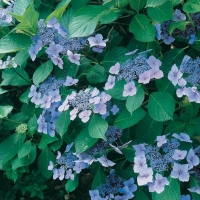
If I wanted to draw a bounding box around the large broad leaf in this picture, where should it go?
[28,114,38,135]
[92,168,106,190]
[148,92,175,122]
[0,105,13,118]
[75,128,98,153]
[1,68,31,86]
[0,33,32,53]
[38,147,56,178]
[126,84,145,114]
[101,47,128,71]
[134,189,150,200]
[55,110,71,137]
[86,65,107,83]
[0,133,26,168]
[130,0,147,13]
[18,141,32,158]
[152,178,180,200]
[60,8,74,31]
[146,0,168,7]
[69,5,109,37]
[71,0,90,11]
[38,135,58,150]
[88,114,108,140]
[106,80,127,100]
[65,173,79,193]
[45,0,71,22]
[162,48,186,68]
[183,0,200,13]
[33,60,53,85]
[129,14,156,42]
[114,108,146,129]
[16,9,39,35]
[12,0,32,20]
[135,114,163,143]
[147,2,173,23]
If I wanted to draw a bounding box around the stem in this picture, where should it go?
[107,26,114,39]
[186,13,195,27]
[3,118,22,124]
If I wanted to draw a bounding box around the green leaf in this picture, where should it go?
[92,168,106,190]
[28,115,38,135]
[33,60,53,85]
[88,114,108,140]
[0,133,26,168]
[106,80,127,100]
[135,114,163,143]
[75,128,98,153]
[164,121,185,134]
[172,0,182,6]
[148,92,175,122]
[114,108,146,129]
[13,0,32,17]
[147,41,162,56]
[18,141,32,158]
[134,189,150,200]
[0,33,32,53]
[38,147,56,178]
[129,14,156,42]
[86,65,107,83]
[15,49,29,67]
[146,0,168,7]
[55,110,71,137]
[183,0,200,13]
[0,88,8,94]
[147,2,173,23]
[126,84,144,114]
[162,48,186,68]
[0,105,13,118]
[1,68,31,86]
[130,0,147,13]
[16,9,39,34]
[169,21,189,35]
[122,146,135,162]
[69,5,109,37]
[152,178,180,200]
[100,10,121,24]
[60,8,74,31]
[45,0,71,22]
[102,47,128,71]
[155,77,176,95]
[38,135,58,150]
[65,173,79,193]
[19,89,30,104]
[71,0,90,11]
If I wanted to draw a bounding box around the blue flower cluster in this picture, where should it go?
[37,102,61,137]
[29,76,66,108]
[48,143,88,181]
[89,170,137,200]
[157,9,200,45]
[58,88,111,123]
[29,18,88,68]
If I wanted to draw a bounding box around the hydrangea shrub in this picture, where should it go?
[0,0,200,199]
